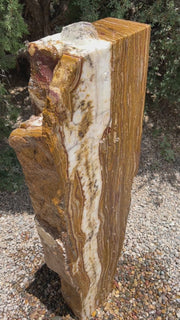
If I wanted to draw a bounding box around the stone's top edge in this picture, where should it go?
[93,17,151,42]
[61,21,99,41]
[28,18,150,55]
[29,36,111,57]
[97,17,151,30]
[29,21,103,51]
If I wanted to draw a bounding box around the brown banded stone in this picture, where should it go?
[9,19,150,319]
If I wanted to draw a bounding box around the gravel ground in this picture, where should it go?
[0,123,179,320]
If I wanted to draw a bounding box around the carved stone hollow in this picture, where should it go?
[9,18,150,319]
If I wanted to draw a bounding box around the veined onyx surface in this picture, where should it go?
[9,18,150,319]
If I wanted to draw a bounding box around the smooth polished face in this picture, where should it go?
[10,19,150,320]
[29,23,112,318]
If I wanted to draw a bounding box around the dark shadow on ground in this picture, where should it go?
[25,252,178,319]
[26,264,77,319]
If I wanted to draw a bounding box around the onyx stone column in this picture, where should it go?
[9,18,150,320]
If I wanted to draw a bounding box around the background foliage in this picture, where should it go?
[0,0,28,69]
[0,0,179,191]
[0,0,27,191]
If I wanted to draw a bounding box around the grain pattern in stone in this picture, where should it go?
[9,18,150,320]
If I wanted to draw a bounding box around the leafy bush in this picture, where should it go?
[0,0,27,191]
[0,82,18,139]
[160,136,175,162]
[0,0,28,69]
[0,145,24,192]
[132,0,179,109]
[0,81,24,192]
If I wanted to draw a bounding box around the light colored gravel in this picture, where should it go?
[126,172,180,294]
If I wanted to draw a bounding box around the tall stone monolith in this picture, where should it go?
[9,18,150,320]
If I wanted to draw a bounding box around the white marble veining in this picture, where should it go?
[61,39,112,317]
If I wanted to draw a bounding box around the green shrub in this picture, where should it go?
[0,81,24,192]
[0,0,28,69]
[160,136,175,162]
[0,0,27,192]
[132,0,180,109]
[0,83,18,139]
[0,145,24,192]
[74,0,100,21]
